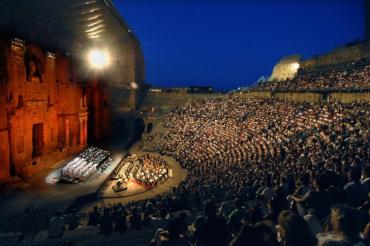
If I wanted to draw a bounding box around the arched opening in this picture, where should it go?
[24,53,42,82]
[134,117,145,141]
[146,122,154,134]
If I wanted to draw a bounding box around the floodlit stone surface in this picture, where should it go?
[0,37,113,181]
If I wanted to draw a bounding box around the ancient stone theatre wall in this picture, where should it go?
[0,37,111,180]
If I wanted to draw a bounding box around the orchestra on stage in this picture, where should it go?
[112,154,170,191]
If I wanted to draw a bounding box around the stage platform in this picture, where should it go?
[95,150,187,204]
[0,141,188,221]
[101,180,148,199]
[0,146,127,219]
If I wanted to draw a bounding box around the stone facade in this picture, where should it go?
[0,37,111,181]
[0,37,9,181]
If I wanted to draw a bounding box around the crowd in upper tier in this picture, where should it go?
[255,59,370,90]
[129,96,370,245]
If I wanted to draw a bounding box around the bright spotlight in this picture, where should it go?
[88,49,110,69]
[130,82,139,90]
[292,62,300,70]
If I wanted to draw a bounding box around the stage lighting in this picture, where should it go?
[292,62,300,70]
[88,49,110,69]
[130,82,139,90]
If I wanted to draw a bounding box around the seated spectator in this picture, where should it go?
[364,222,370,241]
[190,216,207,245]
[264,196,287,225]
[150,208,170,229]
[289,174,334,221]
[177,212,189,236]
[88,206,100,227]
[100,208,113,236]
[260,178,276,201]
[228,223,279,246]
[130,207,142,231]
[68,209,81,230]
[20,205,35,241]
[343,169,368,208]
[303,211,323,236]
[276,210,317,246]
[291,173,312,216]
[247,205,264,225]
[152,224,189,246]
[48,210,66,239]
[198,200,229,246]
[227,198,245,234]
[114,208,127,234]
[317,204,367,246]
[219,201,234,219]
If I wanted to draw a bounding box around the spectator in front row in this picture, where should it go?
[343,169,368,208]
[317,204,367,246]
[130,207,142,231]
[229,223,279,246]
[68,209,81,230]
[100,208,113,236]
[88,206,100,227]
[202,200,229,246]
[48,210,66,239]
[289,173,334,222]
[113,208,127,234]
[227,198,245,234]
[276,210,317,246]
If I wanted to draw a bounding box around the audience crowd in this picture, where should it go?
[134,96,369,245]
[255,59,370,90]
[60,95,369,245]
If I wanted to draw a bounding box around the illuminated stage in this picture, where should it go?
[0,143,187,219]
[0,147,127,219]
[102,179,148,198]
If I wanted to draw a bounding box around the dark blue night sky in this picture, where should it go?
[114,0,364,91]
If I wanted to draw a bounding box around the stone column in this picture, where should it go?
[83,119,87,145]
[79,119,83,146]
[65,119,70,147]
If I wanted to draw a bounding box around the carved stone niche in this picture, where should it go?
[24,53,43,83]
